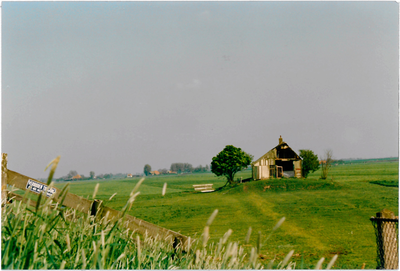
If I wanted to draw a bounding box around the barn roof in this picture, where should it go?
[252,138,301,165]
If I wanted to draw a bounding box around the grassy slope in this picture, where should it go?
[54,162,398,269]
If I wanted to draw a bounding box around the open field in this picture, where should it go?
[53,161,398,269]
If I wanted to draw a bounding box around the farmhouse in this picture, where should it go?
[252,136,302,180]
[72,174,82,180]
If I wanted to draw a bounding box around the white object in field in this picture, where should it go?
[193,184,214,192]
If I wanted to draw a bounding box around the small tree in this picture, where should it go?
[90,171,95,179]
[144,164,152,176]
[211,145,253,185]
[320,150,333,180]
[299,149,319,178]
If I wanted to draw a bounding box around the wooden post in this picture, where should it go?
[91,199,103,217]
[376,209,398,269]
[2,153,8,205]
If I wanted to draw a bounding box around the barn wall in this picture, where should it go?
[294,160,302,178]
[252,165,258,180]
[260,165,269,179]
[252,164,270,180]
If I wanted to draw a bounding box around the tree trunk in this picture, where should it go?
[227,174,235,185]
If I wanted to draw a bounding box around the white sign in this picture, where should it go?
[26,179,56,197]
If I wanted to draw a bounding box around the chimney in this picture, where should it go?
[279,135,283,144]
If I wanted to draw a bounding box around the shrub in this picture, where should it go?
[299,149,320,178]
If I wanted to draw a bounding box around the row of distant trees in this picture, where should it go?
[170,163,210,173]
[56,170,133,181]
[143,163,211,176]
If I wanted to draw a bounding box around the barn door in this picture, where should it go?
[276,166,283,178]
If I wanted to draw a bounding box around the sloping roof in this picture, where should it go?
[252,141,301,165]
[72,174,82,179]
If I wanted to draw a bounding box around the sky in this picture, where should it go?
[2,1,399,179]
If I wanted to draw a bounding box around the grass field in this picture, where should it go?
[53,161,399,269]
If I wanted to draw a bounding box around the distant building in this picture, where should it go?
[252,136,302,180]
[127,174,133,178]
[150,170,160,175]
[72,174,82,180]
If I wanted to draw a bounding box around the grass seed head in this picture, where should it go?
[60,260,66,269]
[267,259,275,269]
[108,192,117,201]
[116,252,125,263]
[66,233,71,251]
[162,182,167,196]
[206,209,218,226]
[44,155,60,185]
[128,192,140,211]
[245,227,252,244]
[315,257,325,270]
[81,249,87,269]
[272,217,286,231]
[92,183,100,199]
[326,255,338,270]
[281,249,294,268]
[230,242,238,258]
[203,226,210,247]
[101,230,105,247]
[186,236,191,252]
[222,229,233,244]
[130,177,145,197]
[136,235,141,267]
[195,249,201,265]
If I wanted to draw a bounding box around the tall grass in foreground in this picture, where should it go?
[1,192,265,269]
[1,191,337,269]
[1,159,337,269]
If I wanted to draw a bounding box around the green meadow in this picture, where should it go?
[54,161,399,269]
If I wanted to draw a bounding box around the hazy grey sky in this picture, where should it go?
[2,1,399,178]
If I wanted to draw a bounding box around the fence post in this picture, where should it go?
[2,153,8,205]
[91,199,103,217]
[371,209,398,269]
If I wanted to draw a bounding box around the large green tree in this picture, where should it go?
[211,145,253,185]
[299,149,319,178]
[143,164,152,176]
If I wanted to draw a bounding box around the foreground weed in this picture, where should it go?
[2,157,338,269]
[2,192,337,269]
